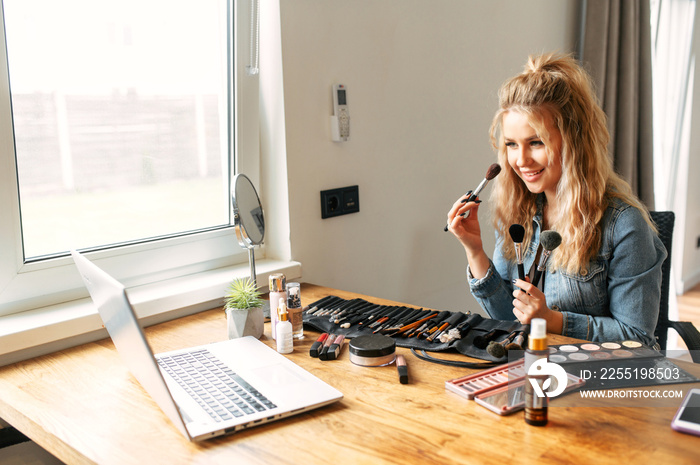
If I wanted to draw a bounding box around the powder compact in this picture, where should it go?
[349,334,396,366]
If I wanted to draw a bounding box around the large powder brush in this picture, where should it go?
[486,331,516,359]
[531,230,562,288]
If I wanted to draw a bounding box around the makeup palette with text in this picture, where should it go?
[546,340,698,390]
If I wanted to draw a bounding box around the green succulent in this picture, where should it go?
[224,277,264,310]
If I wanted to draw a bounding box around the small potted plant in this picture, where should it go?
[224,277,264,339]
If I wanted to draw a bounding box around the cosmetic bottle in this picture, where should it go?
[268,273,287,340]
[524,318,548,426]
[275,298,293,354]
[286,282,304,339]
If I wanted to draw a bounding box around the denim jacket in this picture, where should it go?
[468,196,667,346]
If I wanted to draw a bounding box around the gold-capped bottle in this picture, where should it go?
[275,298,293,354]
[524,318,548,426]
[268,273,286,340]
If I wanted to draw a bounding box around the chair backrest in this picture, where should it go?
[650,210,675,350]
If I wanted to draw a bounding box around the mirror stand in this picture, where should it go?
[247,247,257,288]
[232,173,265,289]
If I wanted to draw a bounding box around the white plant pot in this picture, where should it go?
[226,306,264,339]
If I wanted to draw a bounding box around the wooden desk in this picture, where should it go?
[0,284,698,464]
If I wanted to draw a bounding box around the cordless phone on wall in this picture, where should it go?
[331,84,350,142]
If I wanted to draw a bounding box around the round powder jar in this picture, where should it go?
[349,334,396,367]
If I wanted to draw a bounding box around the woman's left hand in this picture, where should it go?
[511,278,563,334]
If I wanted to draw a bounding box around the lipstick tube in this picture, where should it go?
[318,333,336,361]
[309,333,328,358]
[325,335,346,361]
[396,355,408,384]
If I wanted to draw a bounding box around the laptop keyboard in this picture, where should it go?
[157,349,277,422]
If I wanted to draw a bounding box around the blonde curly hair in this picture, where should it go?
[489,52,653,274]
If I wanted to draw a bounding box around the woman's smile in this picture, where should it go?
[503,110,562,200]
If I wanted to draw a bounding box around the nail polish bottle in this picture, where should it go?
[275,298,293,354]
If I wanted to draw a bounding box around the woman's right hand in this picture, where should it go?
[446,193,483,252]
[447,193,491,279]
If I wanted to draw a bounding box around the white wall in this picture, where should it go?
[270,0,582,314]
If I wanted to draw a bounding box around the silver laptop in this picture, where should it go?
[72,250,342,442]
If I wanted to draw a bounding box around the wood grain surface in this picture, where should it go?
[0,284,698,465]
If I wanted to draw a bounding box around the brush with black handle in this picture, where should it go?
[509,224,525,280]
[473,328,500,350]
[531,230,562,288]
[444,163,502,231]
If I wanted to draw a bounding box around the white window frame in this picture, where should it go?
[0,0,298,363]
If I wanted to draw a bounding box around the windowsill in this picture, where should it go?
[0,259,301,367]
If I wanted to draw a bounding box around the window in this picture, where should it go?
[650,0,695,213]
[0,0,261,317]
[6,0,230,259]
[649,0,695,328]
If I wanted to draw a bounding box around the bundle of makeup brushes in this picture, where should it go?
[303,296,473,344]
[508,223,562,288]
[483,329,528,358]
[303,296,536,359]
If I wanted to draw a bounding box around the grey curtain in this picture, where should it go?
[581,0,655,209]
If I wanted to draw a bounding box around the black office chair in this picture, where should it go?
[650,211,700,363]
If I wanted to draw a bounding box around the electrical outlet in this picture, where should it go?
[321,185,359,219]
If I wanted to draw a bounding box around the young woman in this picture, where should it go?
[446,53,666,346]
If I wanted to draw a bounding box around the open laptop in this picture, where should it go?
[71,250,342,442]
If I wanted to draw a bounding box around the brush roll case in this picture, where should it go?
[302,295,528,362]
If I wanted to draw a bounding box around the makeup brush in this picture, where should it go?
[509,224,526,280]
[439,318,473,343]
[486,339,508,358]
[505,331,527,352]
[486,333,516,359]
[473,328,500,350]
[531,230,562,288]
[444,163,502,231]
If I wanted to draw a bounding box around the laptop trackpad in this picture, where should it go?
[251,363,305,387]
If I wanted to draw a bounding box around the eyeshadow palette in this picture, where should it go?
[445,359,527,400]
[547,340,658,364]
[445,358,585,410]
[547,340,699,390]
[473,376,585,416]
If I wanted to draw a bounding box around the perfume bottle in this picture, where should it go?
[286,282,304,339]
[275,298,293,354]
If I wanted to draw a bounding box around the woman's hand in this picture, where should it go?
[511,278,563,334]
[447,194,490,278]
[446,193,483,252]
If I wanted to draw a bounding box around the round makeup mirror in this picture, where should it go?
[232,173,265,285]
